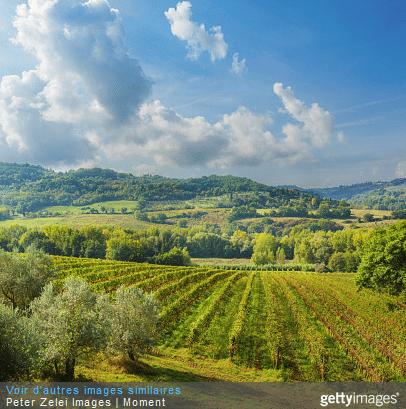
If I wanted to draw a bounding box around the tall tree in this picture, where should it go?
[356,221,406,296]
[251,233,277,265]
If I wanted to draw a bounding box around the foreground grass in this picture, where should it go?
[73,348,282,382]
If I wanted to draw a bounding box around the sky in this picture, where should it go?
[0,0,405,188]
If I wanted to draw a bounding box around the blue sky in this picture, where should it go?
[0,0,405,187]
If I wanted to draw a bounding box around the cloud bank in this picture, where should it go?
[164,1,228,62]
[0,0,151,166]
[0,0,342,172]
[103,83,339,169]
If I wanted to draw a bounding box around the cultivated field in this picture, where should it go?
[52,256,406,382]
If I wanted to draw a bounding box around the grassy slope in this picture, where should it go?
[75,349,282,382]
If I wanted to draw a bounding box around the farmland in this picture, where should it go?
[52,256,406,382]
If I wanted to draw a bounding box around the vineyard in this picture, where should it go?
[53,256,406,382]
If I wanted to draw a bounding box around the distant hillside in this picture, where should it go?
[309,179,406,210]
[0,162,273,212]
[0,162,55,186]
[7,161,403,215]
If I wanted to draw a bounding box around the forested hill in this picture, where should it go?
[0,162,273,212]
[309,178,406,210]
[0,162,55,185]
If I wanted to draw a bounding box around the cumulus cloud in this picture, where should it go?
[103,99,319,168]
[164,1,227,62]
[273,82,339,148]
[231,53,247,75]
[0,1,341,172]
[0,0,151,166]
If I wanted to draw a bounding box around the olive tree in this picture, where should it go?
[0,303,39,381]
[0,246,56,309]
[29,277,109,380]
[101,285,160,362]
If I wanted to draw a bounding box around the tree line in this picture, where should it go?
[0,220,374,272]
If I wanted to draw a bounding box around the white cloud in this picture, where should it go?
[231,53,247,75]
[103,99,320,169]
[395,161,406,178]
[0,0,151,167]
[165,1,227,62]
[0,1,341,172]
[273,82,339,148]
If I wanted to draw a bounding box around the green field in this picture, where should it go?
[0,213,155,230]
[51,256,406,382]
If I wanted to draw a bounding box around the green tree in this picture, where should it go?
[0,247,56,309]
[156,247,188,266]
[101,286,160,362]
[318,203,331,218]
[355,221,406,295]
[295,237,315,263]
[343,251,361,272]
[0,303,38,381]
[310,231,333,264]
[275,247,286,263]
[134,211,149,222]
[251,233,277,265]
[363,213,374,222]
[328,252,346,272]
[177,218,187,228]
[156,213,168,223]
[105,237,144,262]
[29,277,108,380]
[19,229,58,254]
